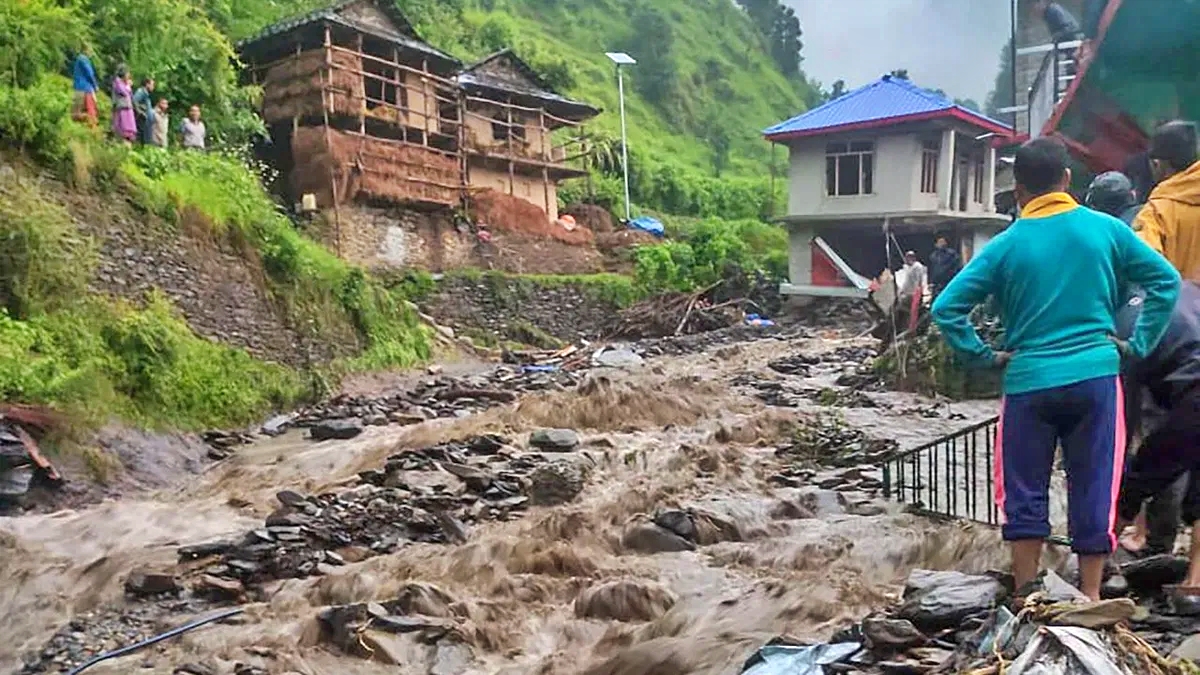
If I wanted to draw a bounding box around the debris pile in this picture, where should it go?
[775,414,899,467]
[740,569,1200,674]
[176,434,584,586]
[0,407,63,511]
[607,286,748,339]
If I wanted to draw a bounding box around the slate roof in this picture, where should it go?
[764,75,1012,141]
[237,0,457,66]
[457,49,600,119]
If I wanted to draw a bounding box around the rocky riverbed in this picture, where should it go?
[2,319,1195,675]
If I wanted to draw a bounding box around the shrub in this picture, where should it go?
[0,0,89,88]
[0,76,75,164]
[0,172,97,319]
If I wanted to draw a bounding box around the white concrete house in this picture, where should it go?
[764,75,1014,298]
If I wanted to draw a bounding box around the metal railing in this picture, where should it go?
[880,416,1071,545]
[882,416,1000,525]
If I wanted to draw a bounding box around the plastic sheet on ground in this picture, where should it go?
[1008,626,1126,675]
[628,216,665,237]
[740,642,860,675]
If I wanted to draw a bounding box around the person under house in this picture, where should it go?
[1086,171,1190,560]
[894,250,929,334]
[932,137,1181,602]
[1136,120,1200,281]
[928,235,962,300]
[1114,279,1200,614]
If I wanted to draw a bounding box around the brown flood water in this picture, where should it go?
[0,336,1033,675]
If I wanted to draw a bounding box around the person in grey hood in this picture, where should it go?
[1115,282,1200,613]
[1085,171,1143,225]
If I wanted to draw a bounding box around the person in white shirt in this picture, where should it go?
[897,250,929,304]
[180,104,206,150]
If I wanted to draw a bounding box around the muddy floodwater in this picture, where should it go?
[0,333,1046,675]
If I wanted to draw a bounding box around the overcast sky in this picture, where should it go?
[786,0,1012,104]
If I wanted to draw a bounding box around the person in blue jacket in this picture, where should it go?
[931,137,1182,601]
[71,46,99,126]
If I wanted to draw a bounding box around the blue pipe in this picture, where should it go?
[65,607,245,675]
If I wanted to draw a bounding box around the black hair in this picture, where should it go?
[1149,120,1198,173]
[1013,137,1069,196]
[1123,152,1155,203]
[142,77,154,86]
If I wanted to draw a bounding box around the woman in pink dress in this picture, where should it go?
[111,66,137,143]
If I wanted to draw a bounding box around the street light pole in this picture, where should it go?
[617,65,631,222]
[606,52,636,223]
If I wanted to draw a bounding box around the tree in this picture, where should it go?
[702,112,733,177]
[828,79,847,101]
[626,6,678,109]
[955,98,982,112]
[738,0,804,78]
[889,68,910,80]
[985,38,1015,123]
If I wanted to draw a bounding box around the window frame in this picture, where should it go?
[920,140,940,194]
[824,140,876,197]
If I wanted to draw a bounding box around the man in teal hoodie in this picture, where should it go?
[932,137,1181,601]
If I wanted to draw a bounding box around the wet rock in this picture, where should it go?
[174,664,216,675]
[862,617,926,651]
[898,570,1005,630]
[310,418,364,441]
[529,458,588,506]
[261,413,295,436]
[234,665,268,675]
[1046,598,1137,629]
[653,509,697,542]
[621,520,696,553]
[178,539,236,560]
[529,428,580,451]
[439,462,494,492]
[691,508,744,545]
[593,346,644,369]
[574,579,678,622]
[1101,575,1129,599]
[274,487,307,504]
[124,568,180,597]
[195,574,244,600]
[1121,554,1189,592]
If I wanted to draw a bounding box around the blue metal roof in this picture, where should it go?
[764,75,1012,139]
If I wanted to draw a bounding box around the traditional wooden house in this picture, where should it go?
[236,0,465,210]
[457,50,600,222]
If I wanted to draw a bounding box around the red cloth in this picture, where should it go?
[908,286,922,333]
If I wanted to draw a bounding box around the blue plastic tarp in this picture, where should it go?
[629,216,665,237]
[741,642,861,675]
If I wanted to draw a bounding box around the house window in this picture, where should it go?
[973,155,986,203]
[920,141,940,194]
[825,141,875,196]
[491,117,527,143]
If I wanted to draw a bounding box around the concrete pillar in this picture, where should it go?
[939,129,956,210]
[984,146,997,212]
[788,224,815,286]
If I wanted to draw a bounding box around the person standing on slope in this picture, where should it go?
[932,137,1181,601]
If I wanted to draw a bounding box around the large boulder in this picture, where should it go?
[529,428,580,452]
[897,570,1005,630]
[529,458,589,506]
[310,418,364,441]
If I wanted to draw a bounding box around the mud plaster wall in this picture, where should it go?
[463,101,549,158]
[332,205,475,271]
[468,163,558,221]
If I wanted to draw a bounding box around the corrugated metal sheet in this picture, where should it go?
[764,76,1010,138]
[236,0,456,65]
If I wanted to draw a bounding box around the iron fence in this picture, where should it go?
[881,416,1000,525]
[880,416,1071,545]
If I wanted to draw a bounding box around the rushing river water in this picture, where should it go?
[1,335,1051,675]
